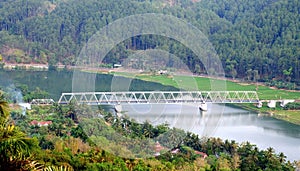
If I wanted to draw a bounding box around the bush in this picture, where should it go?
[265,80,297,90]
[284,102,300,110]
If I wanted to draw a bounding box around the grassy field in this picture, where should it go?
[133,74,300,100]
[112,72,300,100]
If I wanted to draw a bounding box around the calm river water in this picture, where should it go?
[0,70,299,161]
[121,103,300,161]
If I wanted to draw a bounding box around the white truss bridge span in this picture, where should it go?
[58,91,259,105]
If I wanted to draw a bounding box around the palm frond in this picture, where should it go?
[0,99,10,125]
[0,123,38,164]
[43,164,74,171]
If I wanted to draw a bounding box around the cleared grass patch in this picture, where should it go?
[135,74,300,100]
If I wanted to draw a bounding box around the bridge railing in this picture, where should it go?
[58,91,259,105]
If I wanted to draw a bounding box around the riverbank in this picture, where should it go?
[231,103,300,125]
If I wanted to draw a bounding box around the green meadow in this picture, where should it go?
[133,74,300,100]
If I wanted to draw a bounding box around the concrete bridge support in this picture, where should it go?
[199,102,208,111]
[258,99,295,108]
[268,100,277,108]
[114,104,122,113]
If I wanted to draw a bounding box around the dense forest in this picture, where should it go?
[0,0,299,85]
[1,92,298,170]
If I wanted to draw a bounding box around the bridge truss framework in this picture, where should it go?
[58,91,259,105]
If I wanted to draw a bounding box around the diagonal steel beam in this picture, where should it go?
[58,91,259,105]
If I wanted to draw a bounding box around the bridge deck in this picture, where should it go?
[58,91,259,105]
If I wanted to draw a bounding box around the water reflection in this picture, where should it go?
[122,103,300,161]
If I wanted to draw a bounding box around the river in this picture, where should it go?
[0,70,299,161]
[121,103,300,161]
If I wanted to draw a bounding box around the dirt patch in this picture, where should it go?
[238,83,251,86]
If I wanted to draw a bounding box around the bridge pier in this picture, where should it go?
[267,100,277,108]
[200,110,207,117]
[114,104,122,113]
[280,100,295,107]
[257,101,263,108]
[257,99,295,108]
[199,102,208,111]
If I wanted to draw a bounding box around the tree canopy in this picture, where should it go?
[0,0,299,83]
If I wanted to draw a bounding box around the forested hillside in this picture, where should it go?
[0,0,299,83]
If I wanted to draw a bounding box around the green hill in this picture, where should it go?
[0,0,299,84]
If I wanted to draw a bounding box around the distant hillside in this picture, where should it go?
[0,0,299,84]
[202,0,300,82]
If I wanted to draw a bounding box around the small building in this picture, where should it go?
[18,103,31,110]
[194,151,208,159]
[158,70,168,75]
[154,141,164,156]
[171,148,180,154]
[113,64,122,68]
[30,120,52,127]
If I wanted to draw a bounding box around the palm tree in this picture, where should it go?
[43,164,74,171]
[230,140,238,154]
[142,121,154,138]
[0,94,10,124]
[265,147,275,159]
[278,152,286,163]
[104,112,115,124]
[0,93,40,170]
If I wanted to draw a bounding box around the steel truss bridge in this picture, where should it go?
[58,91,259,105]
